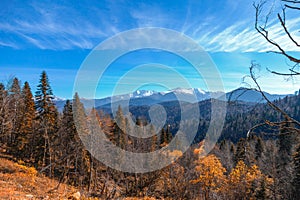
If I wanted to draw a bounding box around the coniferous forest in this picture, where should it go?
[1,0,300,199]
[0,70,300,199]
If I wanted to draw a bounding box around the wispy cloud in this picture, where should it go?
[0,1,114,49]
[0,0,299,52]
[197,17,300,52]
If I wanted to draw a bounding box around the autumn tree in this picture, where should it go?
[115,105,126,149]
[8,78,22,147]
[0,83,10,144]
[227,160,267,199]
[17,82,36,161]
[191,154,226,200]
[292,144,300,199]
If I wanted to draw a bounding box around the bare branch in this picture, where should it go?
[285,4,300,10]
[249,63,300,126]
[267,67,300,76]
[254,3,300,64]
[277,13,300,47]
[282,0,300,3]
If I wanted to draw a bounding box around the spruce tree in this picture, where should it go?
[55,100,78,182]
[234,138,246,164]
[160,128,166,147]
[115,105,126,148]
[0,83,9,144]
[292,145,300,199]
[18,82,36,161]
[72,92,90,185]
[150,124,158,151]
[8,78,22,147]
[0,83,8,142]
[255,136,264,160]
[35,71,58,175]
[278,121,293,165]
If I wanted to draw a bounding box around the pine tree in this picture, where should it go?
[115,105,126,148]
[276,121,294,199]
[55,100,79,183]
[234,138,246,164]
[278,121,293,165]
[166,125,173,144]
[292,145,300,199]
[17,82,36,161]
[0,83,9,143]
[160,128,166,147]
[73,92,88,136]
[255,136,264,160]
[72,92,91,186]
[256,177,267,200]
[8,78,22,147]
[35,71,58,175]
[150,124,158,151]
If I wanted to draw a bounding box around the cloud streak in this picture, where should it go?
[0,0,299,53]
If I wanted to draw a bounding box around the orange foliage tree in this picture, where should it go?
[191,154,226,200]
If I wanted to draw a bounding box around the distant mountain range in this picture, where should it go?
[54,87,290,112]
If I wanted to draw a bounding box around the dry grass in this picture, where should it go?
[0,157,160,199]
[0,158,78,199]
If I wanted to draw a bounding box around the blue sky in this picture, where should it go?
[0,0,299,98]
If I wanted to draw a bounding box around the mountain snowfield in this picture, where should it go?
[53,87,291,112]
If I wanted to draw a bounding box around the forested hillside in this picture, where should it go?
[0,71,300,199]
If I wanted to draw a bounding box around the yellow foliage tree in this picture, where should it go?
[191,154,226,200]
[227,160,264,199]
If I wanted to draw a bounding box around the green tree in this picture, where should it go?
[72,92,91,187]
[17,82,36,161]
[35,71,58,176]
[255,136,264,160]
[292,145,300,199]
[8,78,22,147]
[234,138,246,164]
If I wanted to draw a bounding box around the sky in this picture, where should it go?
[0,0,300,99]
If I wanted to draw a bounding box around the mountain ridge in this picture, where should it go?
[53,87,291,111]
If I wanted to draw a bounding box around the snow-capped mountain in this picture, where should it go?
[53,87,290,112]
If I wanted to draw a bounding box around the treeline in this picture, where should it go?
[0,71,300,199]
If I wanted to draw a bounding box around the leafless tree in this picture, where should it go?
[246,0,300,136]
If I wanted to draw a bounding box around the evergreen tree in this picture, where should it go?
[115,105,126,148]
[150,124,158,151]
[35,71,58,175]
[160,128,166,147]
[72,92,91,186]
[278,121,293,165]
[255,136,264,160]
[276,121,294,199]
[17,82,36,161]
[8,78,22,146]
[166,125,173,144]
[292,145,300,199]
[0,83,9,143]
[255,177,267,200]
[234,138,246,164]
[55,100,80,183]
[73,92,88,136]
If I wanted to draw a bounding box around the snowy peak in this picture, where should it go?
[53,87,291,112]
[171,87,195,95]
[162,88,208,96]
[132,90,155,98]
